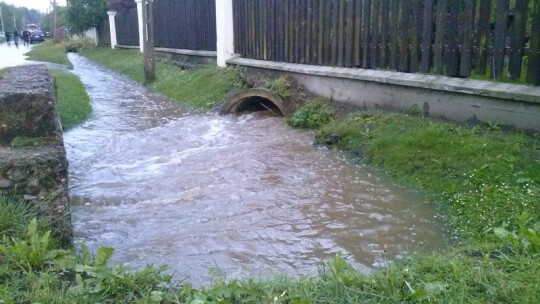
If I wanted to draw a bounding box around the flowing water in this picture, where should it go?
[0,42,35,69]
[65,54,447,285]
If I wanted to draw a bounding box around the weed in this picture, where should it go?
[287,97,335,129]
[269,76,291,98]
[0,195,40,237]
[492,212,540,254]
[0,219,70,273]
[62,38,94,53]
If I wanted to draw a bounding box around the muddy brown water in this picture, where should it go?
[65,54,447,285]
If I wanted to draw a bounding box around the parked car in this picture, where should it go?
[30,30,45,43]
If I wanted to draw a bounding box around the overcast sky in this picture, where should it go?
[1,0,66,13]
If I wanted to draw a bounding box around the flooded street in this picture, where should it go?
[0,42,35,69]
[63,53,446,285]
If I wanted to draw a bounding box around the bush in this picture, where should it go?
[269,76,291,98]
[62,38,94,53]
[287,97,335,129]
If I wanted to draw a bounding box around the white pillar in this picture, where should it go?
[93,27,99,46]
[135,0,145,53]
[107,11,117,49]
[215,0,235,67]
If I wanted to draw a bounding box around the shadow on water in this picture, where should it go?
[65,53,447,286]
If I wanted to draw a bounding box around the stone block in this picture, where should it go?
[0,65,71,244]
[0,65,61,145]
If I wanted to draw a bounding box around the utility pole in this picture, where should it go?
[142,0,155,83]
[53,0,57,40]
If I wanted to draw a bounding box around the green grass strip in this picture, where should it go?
[25,41,73,68]
[50,69,92,130]
[80,47,240,109]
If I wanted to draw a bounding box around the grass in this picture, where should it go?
[80,47,241,109]
[50,69,92,130]
[316,112,539,241]
[25,40,73,68]
[0,195,41,237]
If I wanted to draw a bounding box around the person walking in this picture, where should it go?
[12,29,19,48]
[22,29,30,46]
[5,31,11,46]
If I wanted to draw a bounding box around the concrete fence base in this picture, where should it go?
[228,58,540,132]
[116,45,217,66]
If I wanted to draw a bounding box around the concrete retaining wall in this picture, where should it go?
[0,65,71,244]
[228,58,540,132]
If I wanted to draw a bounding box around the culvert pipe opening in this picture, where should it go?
[236,97,284,117]
[220,88,292,117]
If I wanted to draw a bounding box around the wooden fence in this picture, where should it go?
[114,0,217,51]
[233,0,540,85]
[97,20,111,46]
[154,0,216,51]
[116,7,139,46]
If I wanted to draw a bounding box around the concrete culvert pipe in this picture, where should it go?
[220,88,295,117]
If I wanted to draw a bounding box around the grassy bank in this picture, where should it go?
[25,40,73,68]
[50,69,92,130]
[313,112,539,241]
[80,47,240,109]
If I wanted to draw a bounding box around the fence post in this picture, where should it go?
[216,0,235,67]
[107,11,117,49]
[93,27,99,46]
[135,0,145,53]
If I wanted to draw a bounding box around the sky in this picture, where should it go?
[1,0,66,13]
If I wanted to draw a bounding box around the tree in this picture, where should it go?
[108,0,136,12]
[66,0,107,34]
[0,3,40,31]
[41,6,67,33]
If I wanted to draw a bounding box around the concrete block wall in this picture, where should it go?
[0,65,72,244]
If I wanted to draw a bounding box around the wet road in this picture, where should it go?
[0,42,35,69]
